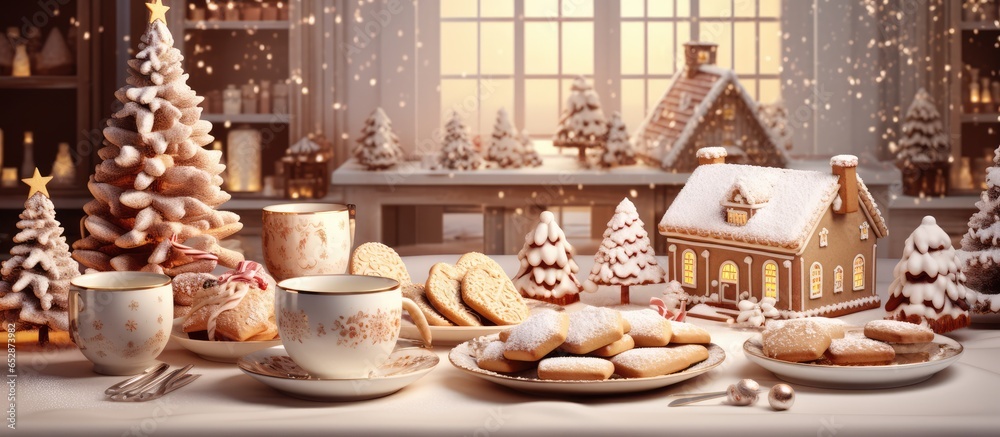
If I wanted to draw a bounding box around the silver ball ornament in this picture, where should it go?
[768,384,795,410]
[726,378,760,406]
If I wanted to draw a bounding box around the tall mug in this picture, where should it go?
[262,203,356,282]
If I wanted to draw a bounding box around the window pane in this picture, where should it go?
[441,22,478,75]
[480,0,513,18]
[562,0,594,18]
[742,79,758,100]
[621,0,644,18]
[621,78,646,132]
[649,0,675,17]
[479,79,514,138]
[481,22,513,75]
[734,0,757,17]
[440,79,479,123]
[759,21,781,74]
[648,22,675,75]
[648,78,671,112]
[525,23,559,74]
[441,0,477,18]
[759,0,781,17]
[621,22,645,75]
[759,79,780,103]
[677,0,690,17]
[700,0,732,17]
[734,22,756,75]
[562,22,594,75]
[676,21,691,68]
[699,22,731,69]
[525,79,560,136]
[525,0,558,18]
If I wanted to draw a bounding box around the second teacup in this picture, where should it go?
[262,203,355,282]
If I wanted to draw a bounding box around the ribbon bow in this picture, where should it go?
[650,297,686,322]
[170,234,220,262]
[218,261,269,290]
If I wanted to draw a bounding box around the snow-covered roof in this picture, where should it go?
[830,155,858,168]
[696,147,727,160]
[659,163,887,252]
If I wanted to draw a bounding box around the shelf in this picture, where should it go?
[960,21,1000,30]
[961,113,1000,123]
[0,76,78,90]
[201,113,291,124]
[184,20,290,30]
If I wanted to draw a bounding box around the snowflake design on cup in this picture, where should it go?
[92,320,103,331]
[330,308,401,347]
[129,300,140,311]
[125,320,138,332]
[279,308,310,343]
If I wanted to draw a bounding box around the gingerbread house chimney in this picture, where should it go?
[831,155,859,214]
[697,147,727,166]
[684,42,718,78]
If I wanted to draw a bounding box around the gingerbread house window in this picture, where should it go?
[727,209,748,226]
[723,102,736,121]
[682,250,696,287]
[721,262,739,284]
[809,262,823,299]
[763,261,778,300]
[697,49,710,63]
[834,266,844,293]
[853,255,865,290]
[860,222,870,240]
[819,228,829,248]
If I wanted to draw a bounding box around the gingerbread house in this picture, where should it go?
[634,42,788,172]
[658,148,888,318]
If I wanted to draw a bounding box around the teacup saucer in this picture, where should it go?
[171,318,281,363]
[237,345,439,401]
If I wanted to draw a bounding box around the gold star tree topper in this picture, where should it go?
[147,0,170,24]
[22,168,53,199]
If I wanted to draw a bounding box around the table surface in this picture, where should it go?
[13,256,1000,436]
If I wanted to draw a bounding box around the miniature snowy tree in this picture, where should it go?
[355,107,405,170]
[520,130,543,167]
[886,216,970,334]
[554,76,607,162]
[438,111,482,170]
[583,198,665,304]
[0,169,80,344]
[896,88,950,196]
[72,1,244,276]
[961,145,1000,312]
[513,211,584,305]
[758,100,793,151]
[486,108,525,168]
[599,112,637,168]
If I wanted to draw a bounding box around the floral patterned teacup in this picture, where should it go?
[276,275,432,379]
[262,203,355,282]
[68,272,173,375]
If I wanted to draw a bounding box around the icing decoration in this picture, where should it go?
[170,234,220,262]
[218,260,268,290]
[734,297,779,328]
[184,261,267,340]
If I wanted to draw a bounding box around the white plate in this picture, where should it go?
[170,318,281,363]
[237,345,438,402]
[742,334,964,389]
[449,335,726,395]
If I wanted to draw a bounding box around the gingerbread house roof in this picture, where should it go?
[658,163,888,252]
[633,65,788,168]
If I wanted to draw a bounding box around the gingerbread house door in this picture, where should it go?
[719,261,739,304]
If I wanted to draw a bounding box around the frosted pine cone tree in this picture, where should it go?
[513,211,583,305]
[583,198,665,304]
[896,88,950,196]
[554,76,607,162]
[438,112,481,170]
[758,100,793,151]
[520,130,543,167]
[0,169,80,343]
[599,112,637,168]
[961,145,1000,313]
[486,108,525,168]
[355,107,405,170]
[72,3,244,276]
[886,216,970,333]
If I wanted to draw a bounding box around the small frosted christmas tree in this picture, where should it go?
[513,211,583,305]
[72,1,244,276]
[486,108,525,168]
[962,145,1000,312]
[886,216,970,333]
[599,112,637,168]
[520,130,543,167]
[554,76,607,162]
[0,169,80,344]
[583,198,665,304]
[438,111,482,170]
[355,107,405,170]
[896,88,950,196]
[758,100,793,151]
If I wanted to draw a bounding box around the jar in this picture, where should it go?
[227,127,262,192]
[223,85,242,115]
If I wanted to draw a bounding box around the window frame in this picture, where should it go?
[763,260,778,300]
[853,255,865,291]
[833,265,844,293]
[809,262,822,299]
[720,261,739,283]
[682,249,697,288]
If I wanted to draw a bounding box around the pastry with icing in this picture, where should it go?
[181,261,277,341]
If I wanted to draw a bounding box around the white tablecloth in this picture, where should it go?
[12,256,1000,436]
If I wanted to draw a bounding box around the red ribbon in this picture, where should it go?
[218,261,268,290]
[170,234,220,262]
[649,297,687,322]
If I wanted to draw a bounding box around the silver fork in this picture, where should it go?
[108,365,197,402]
[129,373,200,402]
[105,363,170,396]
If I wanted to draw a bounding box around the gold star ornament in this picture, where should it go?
[147,0,170,24]
[22,168,53,199]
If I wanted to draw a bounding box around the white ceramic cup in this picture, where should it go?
[69,272,173,375]
[276,275,432,379]
[262,203,355,282]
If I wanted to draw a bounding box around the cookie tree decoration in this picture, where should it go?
[513,211,584,305]
[583,198,665,304]
[599,112,637,168]
[72,0,244,276]
[0,169,80,344]
[355,107,405,170]
[896,88,950,197]
[438,111,482,170]
[886,216,970,334]
[962,145,1000,311]
[486,108,526,168]
[554,76,607,162]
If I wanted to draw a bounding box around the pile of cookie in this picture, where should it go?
[762,318,937,366]
[350,243,529,326]
[476,307,712,380]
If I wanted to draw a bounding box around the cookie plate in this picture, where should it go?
[449,334,725,395]
[401,299,564,346]
[742,334,963,389]
[171,318,281,363]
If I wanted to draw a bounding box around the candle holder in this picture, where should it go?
[282,136,332,199]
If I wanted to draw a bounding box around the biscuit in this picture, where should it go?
[668,321,711,344]
[503,311,570,361]
[762,319,831,362]
[537,357,615,381]
[456,252,507,276]
[462,267,530,325]
[350,242,412,286]
[589,334,635,357]
[426,263,482,326]
[863,320,934,344]
[620,309,672,347]
[767,317,847,340]
[402,283,454,327]
[559,306,625,355]
[610,345,709,378]
[477,340,535,373]
[824,337,896,366]
[172,272,218,307]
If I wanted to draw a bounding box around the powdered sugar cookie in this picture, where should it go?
[863,319,934,344]
[426,263,482,326]
[402,283,454,327]
[668,320,711,344]
[589,334,635,357]
[620,309,672,347]
[537,356,615,381]
[477,340,535,373]
[350,242,412,285]
[560,306,625,355]
[462,267,530,325]
[762,319,831,362]
[610,345,709,378]
[503,311,570,361]
[825,337,895,366]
